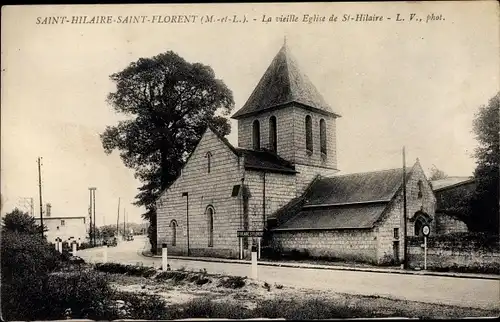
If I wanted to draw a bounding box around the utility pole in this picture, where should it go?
[88,190,93,246]
[89,187,96,246]
[402,147,408,269]
[93,188,96,246]
[182,192,190,256]
[37,157,44,239]
[116,198,120,238]
[123,207,126,240]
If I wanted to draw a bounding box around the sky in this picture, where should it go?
[1,2,499,226]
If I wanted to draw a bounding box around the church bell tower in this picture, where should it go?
[231,39,341,171]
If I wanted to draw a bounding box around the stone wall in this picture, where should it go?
[243,170,296,251]
[407,235,500,272]
[271,229,378,264]
[292,106,337,170]
[435,213,468,234]
[237,108,296,162]
[156,128,244,258]
[237,105,338,172]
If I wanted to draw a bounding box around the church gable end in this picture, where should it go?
[156,127,244,257]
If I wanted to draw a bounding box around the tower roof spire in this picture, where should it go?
[231,40,340,119]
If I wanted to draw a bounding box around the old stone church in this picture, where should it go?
[156,41,442,265]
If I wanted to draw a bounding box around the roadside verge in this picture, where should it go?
[141,251,499,281]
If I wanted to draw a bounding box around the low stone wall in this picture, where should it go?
[407,233,500,273]
[271,229,378,264]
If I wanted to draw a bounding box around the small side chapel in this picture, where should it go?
[156,40,437,265]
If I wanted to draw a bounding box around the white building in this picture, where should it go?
[35,216,87,245]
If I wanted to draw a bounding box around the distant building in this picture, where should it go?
[431,177,473,234]
[35,215,87,245]
[155,41,440,265]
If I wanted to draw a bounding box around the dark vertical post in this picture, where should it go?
[38,157,44,239]
[93,188,96,246]
[116,198,120,239]
[123,207,126,240]
[240,178,244,259]
[262,172,266,229]
[182,192,190,256]
[89,189,93,246]
[402,146,408,269]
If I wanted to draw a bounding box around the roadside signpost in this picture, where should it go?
[237,230,264,260]
[237,231,263,279]
[422,224,430,270]
[251,245,258,279]
[71,240,77,256]
[55,237,63,254]
[237,230,264,238]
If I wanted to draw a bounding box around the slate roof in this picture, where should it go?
[275,203,389,230]
[430,176,474,191]
[236,148,296,174]
[231,42,340,119]
[207,124,296,174]
[305,168,410,206]
[273,167,414,231]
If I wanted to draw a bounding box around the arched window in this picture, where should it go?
[252,120,260,150]
[206,206,215,247]
[417,180,423,198]
[305,115,313,153]
[414,216,427,236]
[269,116,277,153]
[169,220,177,246]
[205,152,212,174]
[320,118,327,156]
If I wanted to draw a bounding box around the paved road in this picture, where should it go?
[78,236,500,310]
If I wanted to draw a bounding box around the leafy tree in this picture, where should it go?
[2,208,45,235]
[101,51,234,252]
[99,225,117,238]
[428,165,448,181]
[469,92,499,233]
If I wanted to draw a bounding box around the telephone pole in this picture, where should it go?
[89,187,97,246]
[88,190,93,246]
[37,157,44,238]
[123,208,126,240]
[116,198,120,238]
[402,147,408,269]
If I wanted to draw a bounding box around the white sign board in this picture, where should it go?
[422,225,430,236]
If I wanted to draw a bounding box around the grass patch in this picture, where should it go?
[253,297,405,319]
[112,291,167,320]
[217,275,246,289]
[168,297,251,319]
[156,270,189,283]
[161,296,408,319]
[94,263,157,277]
